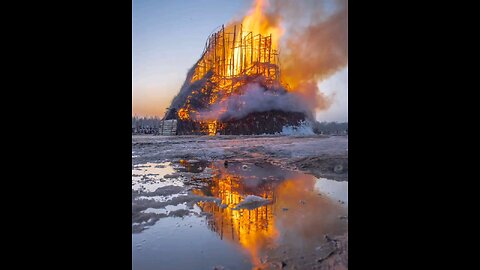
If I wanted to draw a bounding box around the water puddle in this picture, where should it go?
[315,177,348,206]
[132,160,348,270]
[132,162,184,192]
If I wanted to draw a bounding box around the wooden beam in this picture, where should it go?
[263,36,267,76]
[232,25,236,77]
[244,33,247,71]
[222,25,226,78]
[258,35,261,74]
[268,34,271,78]
[250,32,253,68]
[213,32,217,75]
[240,24,243,74]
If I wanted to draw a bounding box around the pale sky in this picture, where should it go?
[132,0,347,122]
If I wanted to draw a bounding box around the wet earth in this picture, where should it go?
[132,135,348,270]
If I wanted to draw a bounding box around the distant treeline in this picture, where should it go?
[132,116,163,128]
[132,116,347,135]
[312,121,348,134]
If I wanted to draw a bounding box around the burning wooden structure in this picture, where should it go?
[165,24,306,135]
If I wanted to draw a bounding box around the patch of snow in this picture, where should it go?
[280,121,315,136]
[233,195,271,210]
[136,193,186,202]
[143,203,189,214]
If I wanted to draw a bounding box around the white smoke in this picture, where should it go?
[196,83,310,121]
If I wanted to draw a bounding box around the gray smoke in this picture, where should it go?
[165,62,213,119]
[196,83,311,121]
[170,65,196,109]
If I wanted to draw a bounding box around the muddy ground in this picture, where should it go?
[132,134,348,181]
[132,134,348,270]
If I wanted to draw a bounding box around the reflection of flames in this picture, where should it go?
[190,161,348,269]
[194,166,278,268]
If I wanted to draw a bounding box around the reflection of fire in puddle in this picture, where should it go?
[132,160,347,269]
[192,161,348,269]
[177,159,209,173]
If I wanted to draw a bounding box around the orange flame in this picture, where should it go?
[239,0,283,49]
[177,108,190,120]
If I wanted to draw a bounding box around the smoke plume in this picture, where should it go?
[228,0,348,113]
[268,0,348,111]
[196,83,313,121]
